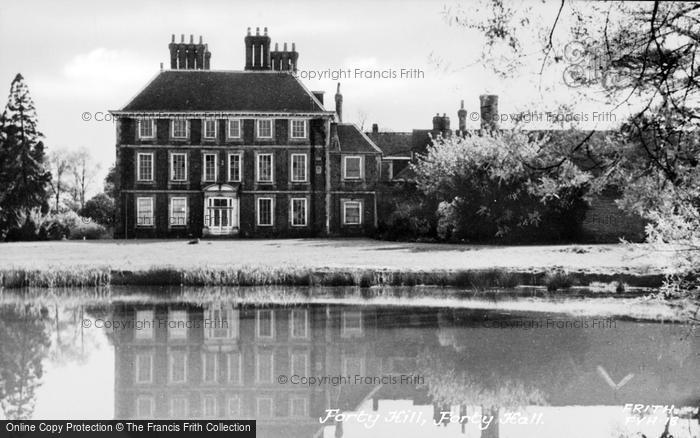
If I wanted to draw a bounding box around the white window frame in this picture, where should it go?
[169,197,188,227]
[256,153,274,183]
[343,155,364,180]
[290,352,308,376]
[135,310,154,340]
[256,197,274,226]
[290,397,308,418]
[202,153,218,182]
[169,397,188,418]
[290,153,308,182]
[202,352,218,383]
[228,396,241,417]
[290,198,308,227]
[168,309,188,339]
[170,153,187,182]
[136,395,154,419]
[290,309,308,339]
[227,352,243,385]
[137,153,154,182]
[256,309,275,339]
[135,353,153,384]
[168,350,188,384]
[341,310,364,338]
[342,356,365,376]
[290,119,307,139]
[205,306,239,340]
[227,153,243,182]
[171,119,189,139]
[256,119,274,139]
[256,397,273,417]
[227,119,242,139]
[202,119,217,140]
[202,395,217,418]
[138,119,155,139]
[342,200,363,225]
[136,197,155,228]
[255,351,274,384]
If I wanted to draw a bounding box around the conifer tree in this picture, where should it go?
[0,73,51,238]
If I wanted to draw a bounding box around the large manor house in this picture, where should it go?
[111,28,644,241]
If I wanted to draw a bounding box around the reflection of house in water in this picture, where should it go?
[110,303,431,438]
[109,303,699,438]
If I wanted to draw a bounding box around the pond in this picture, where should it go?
[0,286,698,438]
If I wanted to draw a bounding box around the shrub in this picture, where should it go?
[5,209,69,241]
[377,184,436,240]
[545,271,575,291]
[3,209,107,241]
[69,220,107,240]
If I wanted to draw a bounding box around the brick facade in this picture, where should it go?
[111,31,382,239]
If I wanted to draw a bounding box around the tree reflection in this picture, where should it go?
[0,304,51,419]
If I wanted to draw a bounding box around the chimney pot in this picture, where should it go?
[247,27,251,36]
[264,27,268,36]
[458,99,467,131]
[372,123,378,134]
[292,42,296,51]
[256,27,260,35]
[275,42,279,51]
[171,34,175,43]
[283,42,288,51]
[181,34,185,43]
[199,35,203,44]
[335,82,343,123]
[190,34,194,43]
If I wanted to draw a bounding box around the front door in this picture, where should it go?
[205,197,238,235]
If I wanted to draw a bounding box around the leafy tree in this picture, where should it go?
[80,192,115,226]
[0,73,51,239]
[103,164,118,200]
[444,1,700,297]
[413,131,591,242]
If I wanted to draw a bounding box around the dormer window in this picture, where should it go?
[172,119,188,139]
[138,119,155,139]
[257,119,273,139]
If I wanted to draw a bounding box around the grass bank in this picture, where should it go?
[0,264,665,291]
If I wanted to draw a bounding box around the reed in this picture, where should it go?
[0,265,661,290]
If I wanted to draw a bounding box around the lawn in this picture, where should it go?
[0,238,668,275]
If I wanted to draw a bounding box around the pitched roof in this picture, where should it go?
[118,70,327,113]
[335,124,382,154]
[366,132,413,157]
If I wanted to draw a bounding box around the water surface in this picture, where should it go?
[0,287,698,438]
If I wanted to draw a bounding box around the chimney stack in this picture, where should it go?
[244,26,271,70]
[432,113,441,131]
[457,100,467,132]
[479,94,499,131]
[169,34,211,70]
[372,123,378,134]
[271,40,298,72]
[335,83,343,123]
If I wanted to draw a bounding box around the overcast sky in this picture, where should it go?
[0,0,628,192]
